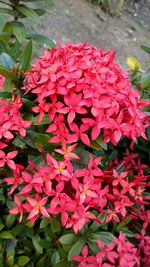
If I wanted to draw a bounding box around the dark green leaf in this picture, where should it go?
[68,239,86,261]
[0,231,13,239]
[11,224,24,237]
[90,213,106,232]
[39,239,51,249]
[141,72,150,89]
[27,33,56,48]
[17,256,30,266]
[1,53,14,69]
[37,256,47,267]
[33,8,46,16]
[141,45,150,54]
[116,226,134,237]
[32,234,43,254]
[12,22,26,43]
[17,5,40,24]
[90,232,114,245]
[6,214,16,229]
[51,251,60,265]
[40,218,50,228]
[8,41,21,60]
[0,40,7,53]
[21,40,33,71]
[2,22,12,42]
[60,234,78,245]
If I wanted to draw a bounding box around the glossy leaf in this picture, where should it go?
[20,40,33,71]
[17,256,30,266]
[2,22,12,42]
[27,33,56,48]
[60,234,78,245]
[68,239,86,261]
[32,234,43,254]
[1,52,14,69]
[17,5,40,24]
[0,231,13,239]
[12,22,26,43]
[90,231,114,245]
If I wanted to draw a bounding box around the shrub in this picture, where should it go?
[0,41,149,266]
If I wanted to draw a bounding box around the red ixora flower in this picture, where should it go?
[22,42,149,147]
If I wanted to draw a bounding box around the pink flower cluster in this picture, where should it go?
[7,148,149,234]
[72,232,140,267]
[23,42,149,146]
[0,95,32,169]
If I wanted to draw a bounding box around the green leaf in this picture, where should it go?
[27,33,56,48]
[0,65,18,82]
[0,7,13,16]
[8,41,21,60]
[0,218,4,231]
[90,213,107,232]
[90,231,114,245]
[21,40,33,71]
[33,8,46,16]
[141,72,150,89]
[17,5,40,24]
[17,256,30,266]
[40,217,50,228]
[0,40,7,54]
[1,52,14,69]
[68,239,86,261]
[51,251,60,265]
[37,256,47,267]
[116,226,134,237]
[141,45,150,54]
[39,239,51,249]
[12,22,26,43]
[2,22,12,42]
[54,261,69,267]
[0,231,13,239]
[6,214,16,229]
[60,234,78,245]
[11,224,24,237]
[32,234,43,254]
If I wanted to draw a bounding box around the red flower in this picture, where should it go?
[0,150,18,170]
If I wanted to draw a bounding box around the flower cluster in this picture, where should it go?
[6,148,149,235]
[72,232,140,267]
[0,95,32,169]
[23,42,149,146]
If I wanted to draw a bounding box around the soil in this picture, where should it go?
[34,0,150,67]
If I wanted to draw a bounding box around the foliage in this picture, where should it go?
[0,39,149,267]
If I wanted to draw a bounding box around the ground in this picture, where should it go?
[33,0,150,67]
